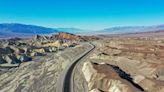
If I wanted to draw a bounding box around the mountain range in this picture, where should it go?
[0,23,164,38]
[95,25,164,35]
[0,23,58,38]
[0,23,86,38]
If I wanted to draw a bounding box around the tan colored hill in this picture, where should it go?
[52,32,82,41]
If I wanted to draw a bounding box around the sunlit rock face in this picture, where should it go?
[82,62,140,92]
[52,32,82,41]
[87,38,164,92]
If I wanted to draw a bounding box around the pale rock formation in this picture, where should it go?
[43,46,57,52]
[33,35,49,41]
[2,54,21,64]
[90,89,101,92]
[33,48,46,53]
[10,46,25,54]
[43,40,62,48]
[16,54,32,62]
[82,62,139,92]
[22,47,32,54]
[62,43,70,47]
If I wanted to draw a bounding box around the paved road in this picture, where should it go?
[56,43,95,92]
[71,45,96,92]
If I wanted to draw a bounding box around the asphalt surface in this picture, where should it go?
[56,43,95,92]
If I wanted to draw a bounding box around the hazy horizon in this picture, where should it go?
[1,22,164,31]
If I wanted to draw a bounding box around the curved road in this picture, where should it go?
[56,43,95,92]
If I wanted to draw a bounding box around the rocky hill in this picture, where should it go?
[52,32,100,41]
[53,32,81,40]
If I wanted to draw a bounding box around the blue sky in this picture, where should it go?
[0,0,164,30]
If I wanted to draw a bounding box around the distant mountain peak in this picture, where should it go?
[0,23,58,38]
[99,25,164,34]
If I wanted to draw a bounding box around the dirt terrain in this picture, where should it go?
[82,37,164,92]
[0,32,93,92]
[0,42,92,92]
[1,32,164,92]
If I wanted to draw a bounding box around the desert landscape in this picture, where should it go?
[0,32,97,92]
[82,36,164,92]
[0,30,164,92]
[0,0,164,91]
